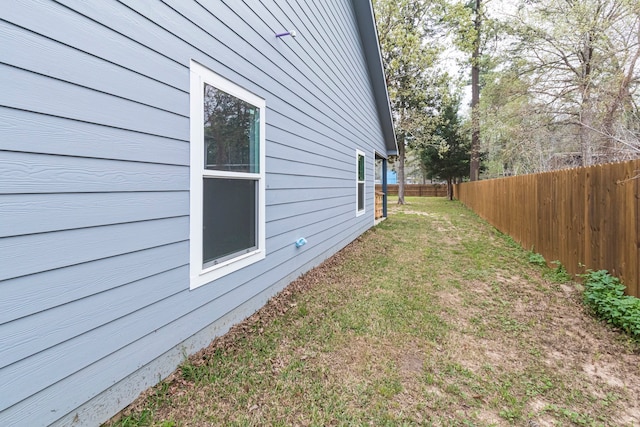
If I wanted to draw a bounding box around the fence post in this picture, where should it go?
[453,160,640,297]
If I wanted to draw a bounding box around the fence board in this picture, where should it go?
[380,184,448,197]
[453,159,640,297]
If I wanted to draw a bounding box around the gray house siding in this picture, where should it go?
[0,1,394,425]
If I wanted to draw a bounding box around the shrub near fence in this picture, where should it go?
[380,184,448,197]
[453,159,640,297]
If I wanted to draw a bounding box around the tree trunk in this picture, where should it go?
[580,101,595,166]
[469,0,481,181]
[397,135,406,204]
[601,30,640,160]
[579,34,595,167]
[447,177,453,201]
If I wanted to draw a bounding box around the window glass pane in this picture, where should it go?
[358,154,365,181]
[203,83,260,173]
[375,158,382,182]
[203,178,257,266]
[358,182,365,211]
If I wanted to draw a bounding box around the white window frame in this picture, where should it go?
[356,149,366,216]
[189,60,266,290]
[374,149,383,220]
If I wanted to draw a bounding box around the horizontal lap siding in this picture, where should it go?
[0,0,386,425]
[0,107,188,164]
[0,192,189,237]
[0,151,188,193]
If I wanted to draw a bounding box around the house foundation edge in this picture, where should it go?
[50,244,350,427]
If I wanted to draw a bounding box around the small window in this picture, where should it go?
[190,61,266,289]
[356,150,365,215]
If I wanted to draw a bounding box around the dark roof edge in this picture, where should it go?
[352,0,398,156]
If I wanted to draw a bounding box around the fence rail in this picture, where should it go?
[379,184,448,197]
[453,159,640,297]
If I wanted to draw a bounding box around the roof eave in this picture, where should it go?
[352,0,398,157]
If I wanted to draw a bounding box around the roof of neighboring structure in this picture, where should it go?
[352,0,398,156]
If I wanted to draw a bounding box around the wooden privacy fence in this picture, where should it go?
[453,159,640,297]
[375,191,384,219]
[380,184,448,197]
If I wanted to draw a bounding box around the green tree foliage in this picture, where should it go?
[435,0,640,175]
[485,0,640,170]
[438,0,507,180]
[420,97,472,199]
[373,0,444,203]
[479,67,573,177]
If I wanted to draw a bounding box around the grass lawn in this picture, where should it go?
[107,197,640,427]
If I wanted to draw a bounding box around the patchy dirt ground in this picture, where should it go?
[108,198,640,427]
[387,201,640,426]
[437,271,640,426]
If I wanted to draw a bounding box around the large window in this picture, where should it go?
[190,61,265,289]
[356,150,365,215]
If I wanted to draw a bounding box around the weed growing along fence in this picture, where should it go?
[453,159,640,297]
[583,270,640,338]
[379,184,448,197]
